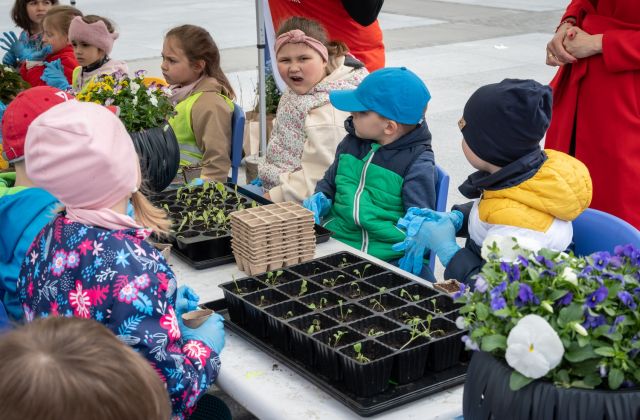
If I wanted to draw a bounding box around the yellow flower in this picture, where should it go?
[93,100,101,104]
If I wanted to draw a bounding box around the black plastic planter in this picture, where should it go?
[310,270,355,289]
[334,281,377,300]
[365,272,413,290]
[243,289,288,337]
[417,294,464,316]
[277,278,322,298]
[256,269,299,286]
[392,283,438,304]
[290,313,338,369]
[347,261,386,279]
[312,326,364,382]
[319,252,365,269]
[288,260,333,277]
[299,291,343,311]
[378,329,431,385]
[424,317,464,372]
[463,351,640,420]
[264,300,312,353]
[349,315,403,338]
[339,340,394,397]
[324,303,373,324]
[359,293,406,313]
[220,277,268,325]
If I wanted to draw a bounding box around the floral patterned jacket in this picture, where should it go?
[18,215,219,418]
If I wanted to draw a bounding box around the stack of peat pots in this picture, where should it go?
[230,202,316,275]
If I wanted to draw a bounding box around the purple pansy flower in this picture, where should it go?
[515,283,539,306]
[617,291,637,309]
[491,295,507,311]
[583,312,606,329]
[490,281,507,298]
[474,276,488,293]
[609,315,626,333]
[453,283,466,300]
[536,255,555,269]
[556,291,573,306]
[517,255,529,267]
[585,285,608,308]
[591,251,611,270]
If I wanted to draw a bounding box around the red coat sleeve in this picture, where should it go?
[19,62,46,88]
[59,52,78,83]
[602,30,640,72]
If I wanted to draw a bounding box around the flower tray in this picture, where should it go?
[149,183,332,269]
[210,251,468,416]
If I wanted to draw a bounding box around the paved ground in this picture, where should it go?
[1,0,570,417]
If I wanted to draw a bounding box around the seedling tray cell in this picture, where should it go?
[151,183,332,269]
[214,251,467,416]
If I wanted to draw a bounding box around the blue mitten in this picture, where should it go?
[303,192,332,224]
[41,59,70,90]
[175,285,200,318]
[180,313,226,355]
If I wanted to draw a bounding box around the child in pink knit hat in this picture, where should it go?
[18,101,227,419]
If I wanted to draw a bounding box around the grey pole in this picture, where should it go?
[255,0,267,156]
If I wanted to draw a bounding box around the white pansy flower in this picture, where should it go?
[481,234,542,262]
[561,267,578,285]
[132,96,138,106]
[130,81,140,94]
[505,314,564,379]
[149,95,158,106]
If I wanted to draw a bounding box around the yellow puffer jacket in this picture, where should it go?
[479,149,592,232]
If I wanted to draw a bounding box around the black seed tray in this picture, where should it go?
[150,183,333,269]
[214,251,468,416]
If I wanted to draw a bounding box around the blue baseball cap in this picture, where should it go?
[329,67,431,125]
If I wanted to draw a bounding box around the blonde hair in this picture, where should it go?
[43,5,82,36]
[132,189,171,236]
[277,16,349,74]
[0,317,171,420]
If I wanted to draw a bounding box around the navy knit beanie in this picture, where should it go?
[459,79,552,167]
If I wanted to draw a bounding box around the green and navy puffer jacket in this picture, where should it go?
[315,117,436,261]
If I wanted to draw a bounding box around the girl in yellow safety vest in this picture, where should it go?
[163,25,236,182]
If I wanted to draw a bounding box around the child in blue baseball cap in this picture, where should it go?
[303,67,438,280]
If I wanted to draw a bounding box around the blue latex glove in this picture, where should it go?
[0,100,4,141]
[397,207,464,234]
[23,44,52,61]
[180,313,226,355]
[188,178,204,187]
[0,32,24,63]
[175,285,200,318]
[249,177,262,187]
[2,49,17,67]
[303,192,332,224]
[41,59,70,90]
[421,216,460,267]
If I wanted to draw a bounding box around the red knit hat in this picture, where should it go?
[2,86,75,163]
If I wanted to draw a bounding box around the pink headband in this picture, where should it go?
[68,16,119,55]
[274,29,328,62]
[25,101,142,231]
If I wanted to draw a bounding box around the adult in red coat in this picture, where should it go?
[268,0,385,72]
[545,0,640,229]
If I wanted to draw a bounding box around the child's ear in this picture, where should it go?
[383,119,398,135]
[191,59,206,74]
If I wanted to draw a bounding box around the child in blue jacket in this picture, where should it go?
[0,87,65,321]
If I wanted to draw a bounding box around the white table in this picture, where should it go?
[171,239,464,420]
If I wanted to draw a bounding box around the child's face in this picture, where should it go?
[276,43,327,95]
[72,40,104,67]
[351,111,388,141]
[42,22,68,55]
[161,36,203,86]
[26,0,54,30]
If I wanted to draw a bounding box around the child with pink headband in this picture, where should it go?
[252,16,368,203]
[42,14,128,92]
[17,101,227,419]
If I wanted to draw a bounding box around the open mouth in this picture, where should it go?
[289,75,304,83]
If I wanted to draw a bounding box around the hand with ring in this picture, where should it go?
[546,21,577,66]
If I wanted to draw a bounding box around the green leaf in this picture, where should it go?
[582,373,602,388]
[558,303,583,327]
[594,347,616,357]
[565,343,598,362]
[509,371,534,391]
[548,289,569,301]
[481,334,507,352]
[493,308,511,318]
[608,368,624,389]
[476,302,489,321]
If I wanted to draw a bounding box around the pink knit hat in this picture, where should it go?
[68,16,119,55]
[275,29,328,62]
[25,101,141,231]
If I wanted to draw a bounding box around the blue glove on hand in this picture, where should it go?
[22,43,52,61]
[188,178,204,187]
[422,216,460,267]
[249,177,262,187]
[41,59,70,90]
[303,192,332,224]
[180,313,226,355]
[175,285,200,318]
[0,32,24,63]
[2,49,17,67]
[0,100,5,141]
[397,207,464,234]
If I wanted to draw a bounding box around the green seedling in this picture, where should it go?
[177,216,189,233]
[368,298,386,312]
[298,279,308,297]
[399,314,444,350]
[258,295,266,307]
[352,264,372,279]
[162,203,170,212]
[231,275,243,295]
[348,282,362,298]
[430,298,442,314]
[337,300,353,321]
[400,288,420,302]
[306,318,321,334]
[265,270,284,286]
[322,274,345,288]
[367,328,384,337]
[283,310,294,319]
[353,342,371,363]
[328,330,347,347]
[338,257,350,268]
[307,297,329,310]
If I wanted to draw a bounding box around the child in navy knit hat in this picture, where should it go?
[394,78,593,284]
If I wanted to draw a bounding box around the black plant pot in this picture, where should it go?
[312,326,364,382]
[129,123,180,193]
[463,351,640,420]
